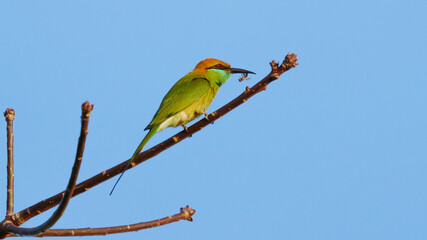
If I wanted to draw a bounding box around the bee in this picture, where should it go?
[238,73,249,82]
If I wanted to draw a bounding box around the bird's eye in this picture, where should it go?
[216,64,222,69]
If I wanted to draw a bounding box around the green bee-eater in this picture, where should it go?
[110,58,255,194]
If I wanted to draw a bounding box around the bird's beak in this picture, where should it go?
[229,68,256,75]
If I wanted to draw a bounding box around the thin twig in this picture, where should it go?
[4,109,15,218]
[13,53,298,225]
[3,102,94,236]
[7,206,194,237]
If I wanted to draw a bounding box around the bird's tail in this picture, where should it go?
[110,125,159,195]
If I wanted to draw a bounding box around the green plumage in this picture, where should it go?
[145,77,214,131]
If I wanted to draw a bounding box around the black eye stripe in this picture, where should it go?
[208,64,225,70]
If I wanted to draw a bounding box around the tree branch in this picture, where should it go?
[4,109,15,218]
[13,53,298,225]
[2,102,93,236]
[4,206,194,237]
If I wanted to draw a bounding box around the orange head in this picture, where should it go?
[193,58,255,75]
[194,58,231,72]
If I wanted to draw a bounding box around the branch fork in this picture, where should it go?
[0,102,93,237]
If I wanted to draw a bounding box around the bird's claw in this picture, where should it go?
[203,112,214,124]
[182,125,192,137]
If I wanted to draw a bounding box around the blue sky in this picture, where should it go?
[1,0,426,239]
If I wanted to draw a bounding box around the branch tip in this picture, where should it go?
[4,109,15,121]
[81,101,94,117]
[269,53,298,77]
[180,206,196,222]
[283,53,299,69]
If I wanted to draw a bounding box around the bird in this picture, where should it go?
[110,58,255,195]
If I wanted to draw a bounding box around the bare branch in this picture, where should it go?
[4,109,15,218]
[13,53,299,225]
[5,206,195,237]
[3,102,94,236]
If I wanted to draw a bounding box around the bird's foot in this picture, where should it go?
[182,125,192,137]
[203,112,214,124]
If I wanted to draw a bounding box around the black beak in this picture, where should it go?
[229,68,256,75]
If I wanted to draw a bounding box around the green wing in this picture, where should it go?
[145,76,211,130]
